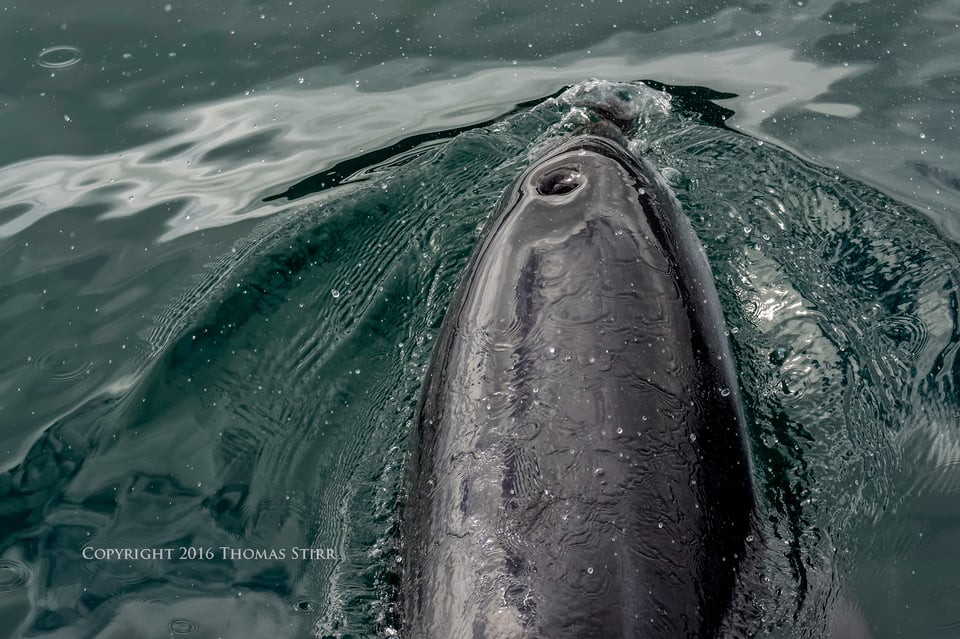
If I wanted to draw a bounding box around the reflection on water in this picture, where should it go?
[0,42,868,245]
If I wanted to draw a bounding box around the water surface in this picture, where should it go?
[1,1,960,637]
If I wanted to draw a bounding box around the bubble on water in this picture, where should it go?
[331,289,341,299]
[720,388,731,397]
[586,566,594,575]
[293,599,314,613]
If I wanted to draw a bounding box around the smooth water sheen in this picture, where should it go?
[1,1,960,637]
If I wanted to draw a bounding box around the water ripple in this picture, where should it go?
[27,342,95,383]
[36,45,83,69]
[167,618,199,634]
[0,559,33,592]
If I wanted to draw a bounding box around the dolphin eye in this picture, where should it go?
[536,167,582,196]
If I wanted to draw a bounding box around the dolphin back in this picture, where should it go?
[401,136,754,638]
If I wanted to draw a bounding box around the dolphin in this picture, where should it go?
[400,132,754,638]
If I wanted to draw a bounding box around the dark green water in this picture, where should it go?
[2,1,960,637]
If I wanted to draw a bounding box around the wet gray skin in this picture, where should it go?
[401,134,754,638]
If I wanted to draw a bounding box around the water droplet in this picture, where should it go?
[594,467,604,476]
[657,521,664,529]
[331,289,341,299]
[616,427,623,434]
[586,566,594,575]
[297,75,305,84]
[689,433,697,442]
[720,388,731,397]
[164,3,173,11]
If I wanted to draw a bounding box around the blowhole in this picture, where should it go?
[536,167,582,196]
